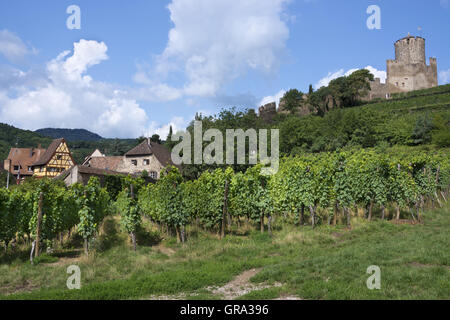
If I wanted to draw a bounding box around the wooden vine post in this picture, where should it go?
[130,184,137,251]
[396,164,402,220]
[221,179,229,239]
[35,192,43,258]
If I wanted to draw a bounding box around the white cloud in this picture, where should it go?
[439,69,450,84]
[0,29,36,63]
[0,39,149,138]
[147,116,189,140]
[138,0,290,99]
[259,89,286,108]
[314,66,386,89]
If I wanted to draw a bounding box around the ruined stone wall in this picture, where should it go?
[258,102,277,122]
[364,78,388,101]
[278,95,314,116]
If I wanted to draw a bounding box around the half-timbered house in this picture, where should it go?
[32,138,75,178]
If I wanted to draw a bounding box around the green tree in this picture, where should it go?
[281,89,304,114]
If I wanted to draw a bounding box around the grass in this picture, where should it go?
[0,203,449,300]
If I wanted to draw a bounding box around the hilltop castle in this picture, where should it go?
[259,34,438,120]
[367,34,438,100]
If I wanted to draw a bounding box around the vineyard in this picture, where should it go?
[1,149,449,256]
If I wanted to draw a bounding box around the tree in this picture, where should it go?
[411,113,433,145]
[281,89,304,114]
[151,134,162,144]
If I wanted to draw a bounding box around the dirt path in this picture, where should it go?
[206,268,281,299]
[146,268,302,300]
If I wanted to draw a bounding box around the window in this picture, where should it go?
[13,165,19,171]
[131,160,137,166]
[56,155,62,160]
[143,159,150,165]
[39,167,44,172]
[28,166,32,172]
[402,83,405,87]
[150,171,158,179]
[395,82,399,86]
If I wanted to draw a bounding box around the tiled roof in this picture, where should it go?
[125,139,153,156]
[5,147,46,176]
[55,165,126,181]
[56,165,157,184]
[32,138,66,166]
[125,139,176,167]
[88,156,123,171]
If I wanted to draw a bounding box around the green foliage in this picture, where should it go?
[230,165,269,222]
[281,89,304,114]
[104,174,125,201]
[35,128,102,142]
[116,188,141,235]
[77,177,110,241]
[411,113,434,145]
[139,166,187,229]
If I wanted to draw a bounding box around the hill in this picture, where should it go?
[0,123,139,165]
[35,128,103,142]
[0,123,53,163]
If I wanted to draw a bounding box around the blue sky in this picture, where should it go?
[0,0,449,138]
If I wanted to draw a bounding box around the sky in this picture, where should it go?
[0,0,449,139]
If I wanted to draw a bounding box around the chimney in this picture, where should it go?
[30,148,33,157]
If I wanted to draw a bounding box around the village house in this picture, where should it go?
[32,138,75,178]
[82,149,105,165]
[3,144,46,183]
[86,138,176,180]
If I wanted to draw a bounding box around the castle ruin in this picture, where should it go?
[258,35,438,121]
[368,34,438,99]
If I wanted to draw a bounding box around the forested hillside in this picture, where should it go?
[0,124,53,162]
[0,123,140,165]
[35,128,103,142]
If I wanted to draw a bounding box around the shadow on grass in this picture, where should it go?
[136,226,162,247]
[53,250,81,259]
[0,247,32,265]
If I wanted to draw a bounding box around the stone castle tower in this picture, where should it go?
[368,34,438,99]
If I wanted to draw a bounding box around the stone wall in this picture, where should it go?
[364,78,388,101]
[258,102,277,122]
[116,155,164,178]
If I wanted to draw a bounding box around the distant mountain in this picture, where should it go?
[35,128,103,142]
[0,123,139,165]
